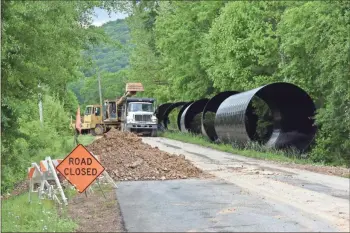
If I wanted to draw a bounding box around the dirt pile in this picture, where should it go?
[86,128,203,181]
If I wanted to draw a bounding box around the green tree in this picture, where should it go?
[126,1,166,101]
[201,1,295,91]
[1,0,116,192]
[154,1,224,101]
[278,1,350,163]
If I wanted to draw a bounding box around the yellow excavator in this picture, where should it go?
[70,83,158,136]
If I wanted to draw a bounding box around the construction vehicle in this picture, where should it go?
[70,83,158,136]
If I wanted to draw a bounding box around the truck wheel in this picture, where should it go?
[151,129,157,137]
[94,125,104,135]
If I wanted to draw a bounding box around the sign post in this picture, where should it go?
[56,144,105,193]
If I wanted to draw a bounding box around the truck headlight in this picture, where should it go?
[151,116,157,123]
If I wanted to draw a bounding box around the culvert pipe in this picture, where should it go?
[177,102,194,131]
[179,98,209,134]
[214,82,316,151]
[155,102,173,126]
[162,102,187,129]
[201,91,239,141]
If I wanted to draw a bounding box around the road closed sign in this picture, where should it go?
[57,144,105,193]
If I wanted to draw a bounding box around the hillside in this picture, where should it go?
[83,19,130,76]
[69,19,130,106]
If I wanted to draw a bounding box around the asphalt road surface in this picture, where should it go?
[116,137,349,232]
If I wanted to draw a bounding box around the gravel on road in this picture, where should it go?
[86,128,205,181]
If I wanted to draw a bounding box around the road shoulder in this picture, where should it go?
[67,185,125,232]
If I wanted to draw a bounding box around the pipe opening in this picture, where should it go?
[162,102,187,130]
[254,83,316,151]
[180,99,208,134]
[177,102,193,131]
[246,96,274,144]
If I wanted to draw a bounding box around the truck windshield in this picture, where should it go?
[128,103,154,112]
[85,107,92,115]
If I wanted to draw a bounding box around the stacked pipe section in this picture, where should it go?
[155,82,316,152]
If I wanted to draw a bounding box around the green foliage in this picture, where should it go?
[277,1,350,164]
[202,1,296,91]
[1,1,106,101]
[1,94,73,192]
[123,1,349,165]
[83,19,130,75]
[154,1,224,100]
[2,193,77,232]
[126,1,165,101]
[1,1,111,192]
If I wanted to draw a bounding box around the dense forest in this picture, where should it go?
[1,1,123,192]
[1,1,349,192]
[124,1,349,165]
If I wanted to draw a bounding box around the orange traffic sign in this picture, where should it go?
[56,144,105,193]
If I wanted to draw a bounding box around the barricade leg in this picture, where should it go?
[46,157,68,205]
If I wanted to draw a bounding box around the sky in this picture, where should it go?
[92,7,128,27]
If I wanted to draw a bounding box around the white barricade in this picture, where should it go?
[28,157,67,205]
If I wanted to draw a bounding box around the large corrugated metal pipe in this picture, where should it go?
[201,91,239,141]
[214,82,316,151]
[155,103,173,127]
[177,102,193,131]
[161,102,187,129]
[179,99,209,134]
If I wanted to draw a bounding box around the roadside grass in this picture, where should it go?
[1,193,77,232]
[161,131,322,165]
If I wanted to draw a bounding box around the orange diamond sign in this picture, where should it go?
[57,144,105,193]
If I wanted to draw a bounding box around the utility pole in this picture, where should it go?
[97,70,103,108]
[38,83,43,127]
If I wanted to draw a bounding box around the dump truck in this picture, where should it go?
[70,83,158,136]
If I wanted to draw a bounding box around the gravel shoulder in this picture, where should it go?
[67,185,125,232]
[142,137,350,232]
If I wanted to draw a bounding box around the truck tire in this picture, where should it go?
[94,125,104,135]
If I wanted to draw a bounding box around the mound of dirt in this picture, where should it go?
[86,128,203,181]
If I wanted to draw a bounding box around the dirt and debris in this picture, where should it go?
[86,128,204,181]
[67,186,125,232]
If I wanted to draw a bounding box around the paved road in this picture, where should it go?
[137,137,350,232]
[117,179,339,232]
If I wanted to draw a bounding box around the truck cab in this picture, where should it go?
[121,97,158,136]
